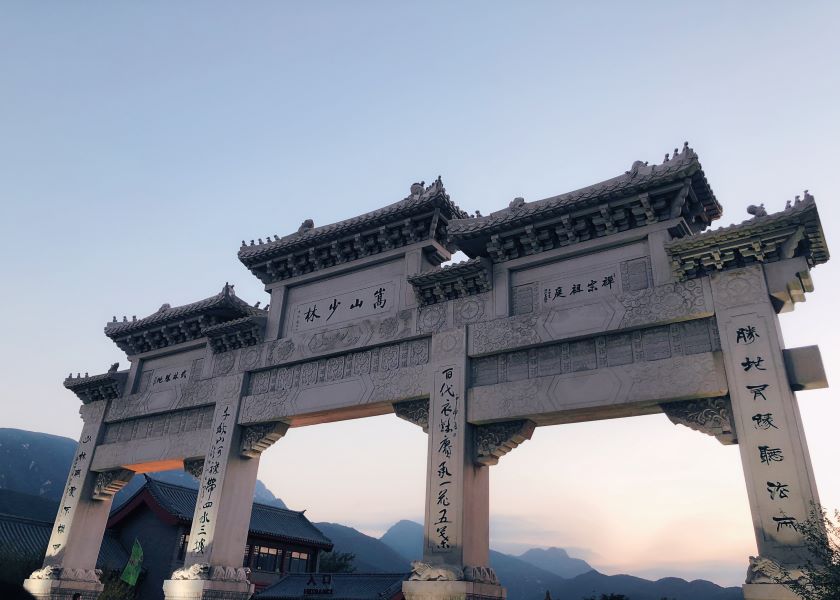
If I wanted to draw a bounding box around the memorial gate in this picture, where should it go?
[24,144,830,600]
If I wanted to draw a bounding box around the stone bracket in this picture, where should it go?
[92,468,134,500]
[783,346,827,391]
[661,397,736,445]
[474,420,536,466]
[394,399,429,432]
[184,458,205,479]
[240,421,289,458]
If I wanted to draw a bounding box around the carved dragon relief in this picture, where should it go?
[660,397,737,445]
[474,420,536,466]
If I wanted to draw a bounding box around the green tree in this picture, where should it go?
[780,506,840,600]
[318,551,357,574]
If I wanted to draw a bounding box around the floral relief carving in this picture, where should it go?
[470,314,540,355]
[619,279,708,328]
[711,266,767,308]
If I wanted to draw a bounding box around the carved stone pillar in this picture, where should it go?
[403,329,505,600]
[711,265,823,600]
[162,374,257,600]
[24,401,111,600]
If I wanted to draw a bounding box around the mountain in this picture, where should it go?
[377,520,742,600]
[379,519,423,562]
[0,428,77,500]
[0,428,285,508]
[315,522,410,573]
[518,547,593,578]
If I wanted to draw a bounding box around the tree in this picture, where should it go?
[318,551,356,574]
[779,505,840,600]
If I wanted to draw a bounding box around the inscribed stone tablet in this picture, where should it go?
[642,326,672,361]
[570,340,597,372]
[606,333,634,366]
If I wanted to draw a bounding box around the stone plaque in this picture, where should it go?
[537,345,563,377]
[512,284,535,315]
[292,281,396,332]
[620,257,651,291]
[570,340,597,372]
[506,351,529,381]
[642,326,672,361]
[471,357,498,386]
[540,266,619,308]
[606,333,634,367]
[680,319,713,355]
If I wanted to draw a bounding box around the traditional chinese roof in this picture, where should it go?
[104,284,266,355]
[0,490,129,570]
[63,363,128,404]
[256,573,409,600]
[449,143,721,261]
[109,477,333,550]
[406,258,493,306]
[665,195,829,280]
[238,178,469,284]
[203,315,268,354]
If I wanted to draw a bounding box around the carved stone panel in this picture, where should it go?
[394,399,429,432]
[92,469,134,500]
[474,420,536,466]
[661,397,737,445]
[240,422,289,458]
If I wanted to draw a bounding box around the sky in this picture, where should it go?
[1,1,839,588]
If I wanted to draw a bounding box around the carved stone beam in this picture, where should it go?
[240,421,290,458]
[474,420,536,466]
[92,468,135,500]
[184,458,205,479]
[394,399,429,433]
[660,397,736,445]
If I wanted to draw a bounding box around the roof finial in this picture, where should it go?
[509,197,526,209]
[804,189,814,202]
[254,301,261,308]
[664,153,670,162]
[298,219,314,234]
[274,235,279,241]
[123,315,127,322]
[132,315,136,321]
[241,240,246,247]
[84,372,89,378]
[108,363,119,373]
[112,316,117,322]
[410,182,425,196]
[786,199,792,209]
[795,195,802,205]
[77,373,81,378]
[258,238,263,245]
[250,240,255,246]
[747,203,767,218]
[265,304,270,311]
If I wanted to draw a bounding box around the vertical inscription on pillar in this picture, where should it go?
[186,400,235,560]
[726,314,805,547]
[44,431,96,560]
[430,364,462,553]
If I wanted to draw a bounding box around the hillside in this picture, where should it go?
[518,547,593,578]
[314,522,410,573]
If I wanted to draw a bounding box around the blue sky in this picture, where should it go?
[2,2,839,586]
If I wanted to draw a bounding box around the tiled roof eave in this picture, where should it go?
[238,189,467,266]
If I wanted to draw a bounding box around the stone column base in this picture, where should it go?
[742,583,799,600]
[23,578,104,600]
[402,580,506,600]
[162,578,254,600]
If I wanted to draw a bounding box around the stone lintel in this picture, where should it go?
[394,399,429,432]
[240,421,289,458]
[474,420,536,466]
[783,346,828,391]
[92,468,135,500]
[661,397,736,445]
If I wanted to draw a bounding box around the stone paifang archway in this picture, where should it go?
[25,144,829,600]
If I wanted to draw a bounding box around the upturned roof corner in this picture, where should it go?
[665,194,829,281]
[104,283,266,355]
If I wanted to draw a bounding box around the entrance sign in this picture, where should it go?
[24,146,830,600]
